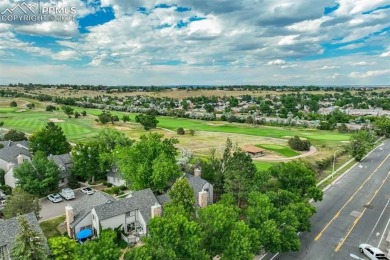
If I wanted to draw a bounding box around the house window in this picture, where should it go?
[0,245,9,260]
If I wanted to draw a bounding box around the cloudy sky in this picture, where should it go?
[0,0,389,86]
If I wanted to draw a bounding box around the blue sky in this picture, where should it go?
[0,0,389,85]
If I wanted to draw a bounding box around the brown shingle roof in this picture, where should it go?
[242,145,264,154]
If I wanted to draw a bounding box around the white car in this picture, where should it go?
[47,193,63,203]
[80,187,95,195]
[59,188,75,200]
[359,244,389,260]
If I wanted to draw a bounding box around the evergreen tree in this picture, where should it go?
[11,216,48,260]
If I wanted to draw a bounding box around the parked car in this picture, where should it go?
[59,188,75,200]
[359,244,389,260]
[47,193,63,203]
[80,187,95,195]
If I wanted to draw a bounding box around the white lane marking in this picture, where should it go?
[378,211,390,247]
[366,194,390,242]
[270,253,279,260]
[350,253,364,259]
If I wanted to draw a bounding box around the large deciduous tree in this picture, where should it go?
[116,133,180,193]
[11,216,48,260]
[14,151,60,196]
[3,188,41,219]
[125,206,209,260]
[135,114,159,130]
[29,122,71,156]
[48,236,78,260]
[198,203,239,257]
[349,130,376,161]
[268,161,323,201]
[167,178,195,218]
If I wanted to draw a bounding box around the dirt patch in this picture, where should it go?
[48,118,64,123]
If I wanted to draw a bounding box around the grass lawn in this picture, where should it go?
[254,161,275,171]
[39,215,65,239]
[256,144,300,157]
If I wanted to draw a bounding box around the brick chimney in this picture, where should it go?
[194,167,201,177]
[17,154,24,164]
[65,204,74,238]
[151,203,162,218]
[198,189,208,208]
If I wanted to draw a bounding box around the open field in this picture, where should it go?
[5,86,389,100]
[255,144,300,157]
[0,98,350,163]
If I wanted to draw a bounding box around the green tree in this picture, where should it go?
[27,103,36,109]
[349,130,376,161]
[167,178,195,217]
[97,111,113,124]
[176,127,185,135]
[10,101,17,107]
[61,106,74,118]
[72,141,101,183]
[14,151,60,196]
[75,229,120,260]
[375,117,390,137]
[29,122,71,156]
[116,133,180,192]
[198,203,239,257]
[48,236,78,260]
[126,206,208,260]
[222,221,259,260]
[4,129,27,141]
[46,105,56,112]
[3,188,41,219]
[135,114,159,130]
[268,161,323,201]
[224,150,257,207]
[122,114,130,123]
[11,216,48,260]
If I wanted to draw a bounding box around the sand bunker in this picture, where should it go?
[49,118,64,123]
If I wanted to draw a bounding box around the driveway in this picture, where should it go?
[39,189,87,222]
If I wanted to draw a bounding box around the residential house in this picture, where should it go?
[0,141,31,188]
[48,153,73,187]
[0,212,49,260]
[66,171,213,243]
[107,167,126,187]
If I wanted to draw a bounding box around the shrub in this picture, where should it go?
[189,129,195,136]
[177,127,185,135]
[119,185,127,191]
[112,186,120,195]
[10,101,17,107]
[288,136,311,151]
[107,183,113,188]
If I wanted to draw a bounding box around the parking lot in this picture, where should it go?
[39,189,87,222]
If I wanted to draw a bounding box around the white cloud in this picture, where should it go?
[380,51,390,57]
[349,69,390,79]
[312,65,340,70]
[267,59,286,65]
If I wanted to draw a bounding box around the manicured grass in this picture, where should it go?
[0,101,350,147]
[256,144,300,157]
[77,107,350,144]
[254,161,275,171]
[39,215,66,238]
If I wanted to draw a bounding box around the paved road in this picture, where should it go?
[264,140,390,260]
[39,190,86,222]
